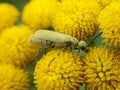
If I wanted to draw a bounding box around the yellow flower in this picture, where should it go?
[34,49,84,90]
[0,64,29,90]
[0,25,39,68]
[98,1,120,48]
[52,0,101,40]
[96,0,119,8]
[84,46,120,90]
[0,3,19,32]
[22,0,59,30]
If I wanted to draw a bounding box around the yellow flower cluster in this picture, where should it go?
[0,3,19,32]
[1,0,120,89]
[52,0,101,40]
[0,25,39,68]
[34,46,120,90]
[98,1,120,47]
[0,64,29,90]
[34,49,84,90]
[0,2,38,89]
[84,46,120,90]
[22,0,59,30]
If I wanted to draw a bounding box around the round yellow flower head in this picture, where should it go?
[0,3,19,31]
[52,0,101,40]
[98,1,120,48]
[84,46,120,90]
[22,0,59,30]
[0,64,29,90]
[0,25,39,68]
[34,49,84,90]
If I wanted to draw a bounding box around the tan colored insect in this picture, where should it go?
[29,30,102,66]
[29,30,89,66]
[29,30,88,50]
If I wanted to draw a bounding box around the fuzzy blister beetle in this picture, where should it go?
[29,30,101,66]
[30,30,88,51]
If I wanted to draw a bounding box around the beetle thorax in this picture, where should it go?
[70,37,79,45]
[78,40,87,48]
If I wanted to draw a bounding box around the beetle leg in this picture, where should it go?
[48,47,65,67]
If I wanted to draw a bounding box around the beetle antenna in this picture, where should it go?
[87,32,102,46]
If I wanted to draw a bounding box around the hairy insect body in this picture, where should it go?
[29,30,102,66]
[30,30,80,48]
[29,30,89,66]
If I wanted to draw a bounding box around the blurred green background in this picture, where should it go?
[0,0,29,11]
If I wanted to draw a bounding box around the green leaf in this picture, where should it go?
[79,83,86,90]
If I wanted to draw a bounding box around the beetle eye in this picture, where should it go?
[81,46,85,51]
